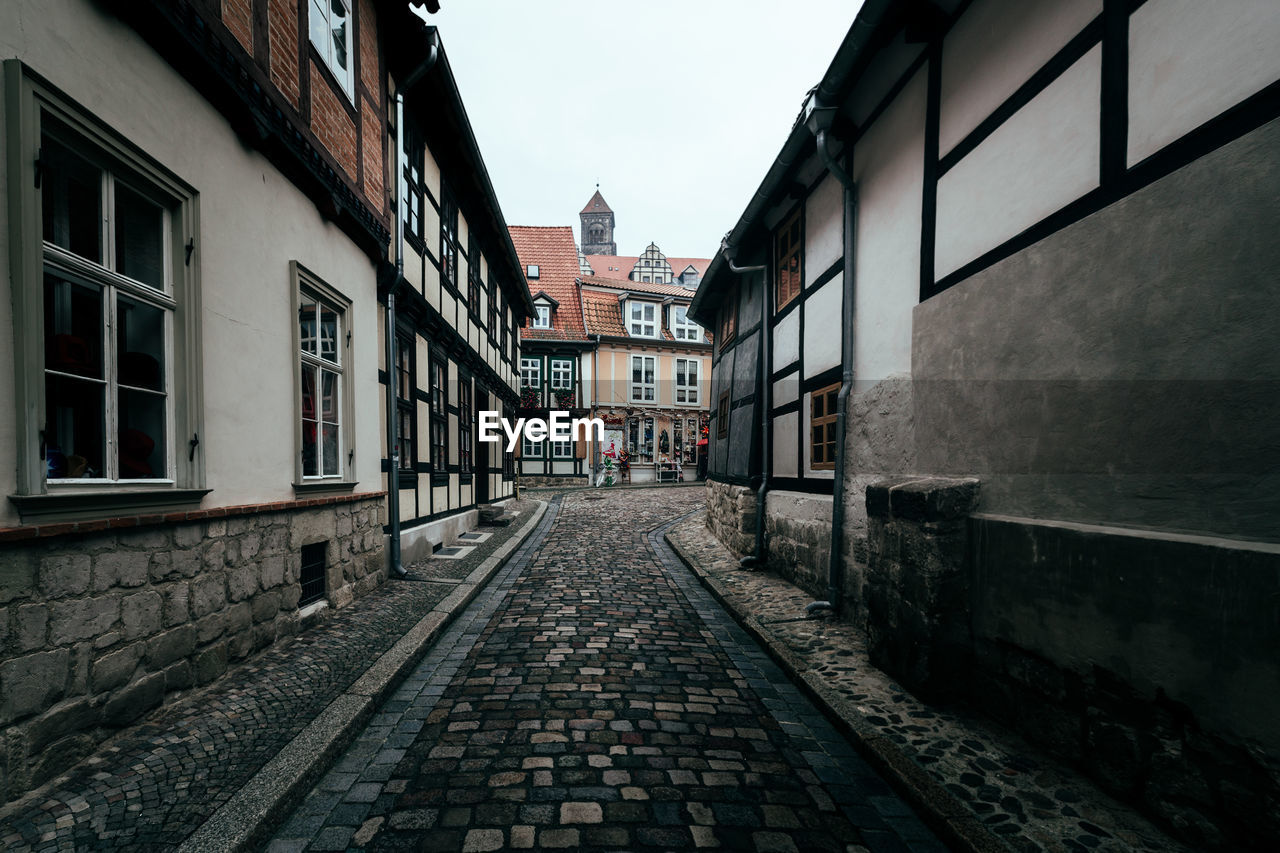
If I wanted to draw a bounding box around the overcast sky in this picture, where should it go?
[421,1,864,260]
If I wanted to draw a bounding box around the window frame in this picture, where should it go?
[718,287,737,350]
[307,0,356,100]
[532,304,551,329]
[672,305,701,341]
[293,265,355,488]
[810,381,840,471]
[429,350,449,481]
[439,186,459,292]
[466,234,481,316]
[775,206,803,311]
[458,374,473,475]
[5,62,206,518]
[399,116,425,246]
[487,275,498,342]
[629,301,657,337]
[675,357,699,405]
[630,354,656,403]
[717,392,730,439]
[520,356,542,390]
[549,357,573,391]
[394,330,415,476]
[522,436,544,458]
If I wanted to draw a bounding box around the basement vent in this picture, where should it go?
[299,542,327,607]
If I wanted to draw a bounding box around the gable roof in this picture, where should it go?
[580,189,613,215]
[580,290,627,338]
[579,275,694,299]
[584,254,711,284]
[508,226,588,341]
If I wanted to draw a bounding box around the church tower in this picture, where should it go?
[580,188,616,255]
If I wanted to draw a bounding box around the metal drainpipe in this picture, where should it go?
[386,30,440,580]
[805,114,857,616]
[591,334,602,484]
[720,244,769,570]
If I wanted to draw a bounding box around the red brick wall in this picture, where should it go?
[268,0,300,108]
[358,0,379,100]
[222,0,254,54]
[361,105,384,209]
[310,60,358,173]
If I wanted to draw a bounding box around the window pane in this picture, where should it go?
[115,182,165,289]
[301,365,318,476]
[322,423,339,476]
[309,0,329,59]
[45,374,104,479]
[117,295,165,392]
[119,387,165,479]
[299,293,317,355]
[319,302,339,363]
[322,369,339,423]
[41,135,102,263]
[330,0,349,74]
[44,273,102,379]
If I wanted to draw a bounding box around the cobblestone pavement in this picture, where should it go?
[666,512,1189,853]
[0,501,540,852]
[271,487,945,852]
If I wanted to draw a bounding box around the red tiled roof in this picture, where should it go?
[579,275,696,298]
[580,290,627,338]
[508,225,588,341]
[583,254,711,284]
[580,189,613,215]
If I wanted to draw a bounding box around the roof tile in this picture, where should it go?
[509,226,588,341]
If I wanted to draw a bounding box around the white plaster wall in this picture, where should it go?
[1128,0,1280,166]
[853,67,926,383]
[803,277,842,378]
[940,0,1102,156]
[804,174,844,285]
[0,0,383,523]
[772,310,800,368]
[772,411,799,478]
[845,33,924,128]
[936,46,1101,279]
[772,376,799,408]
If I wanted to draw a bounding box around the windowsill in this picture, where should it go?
[293,480,359,496]
[9,487,212,523]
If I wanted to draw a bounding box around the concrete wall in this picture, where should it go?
[914,117,1280,540]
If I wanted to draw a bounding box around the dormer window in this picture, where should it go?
[673,306,701,341]
[533,304,551,329]
[527,264,540,279]
[629,301,657,337]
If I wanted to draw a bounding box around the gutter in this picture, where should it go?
[386,28,440,580]
[803,98,857,617]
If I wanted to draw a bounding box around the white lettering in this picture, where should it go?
[503,416,525,453]
[572,416,605,443]
[549,410,569,440]
[479,410,502,443]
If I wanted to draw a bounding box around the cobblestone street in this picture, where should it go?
[271,487,943,852]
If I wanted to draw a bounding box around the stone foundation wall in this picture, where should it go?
[704,480,755,557]
[520,475,588,489]
[0,494,384,801]
[763,491,832,602]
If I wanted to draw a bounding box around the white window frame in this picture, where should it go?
[551,437,573,459]
[533,304,551,329]
[520,357,541,389]
[522,436,544,458]
[630,355,656,403]
[673,305,702,341]
[629,301,657,337]
[293,263,354,485]
[550,358,573,390]
[675,358,700,405]
[5,61,205,520]
[308,0,355,98]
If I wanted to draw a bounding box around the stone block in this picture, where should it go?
[92,643,143,693]
[161,583,191,627]
[102,671,165,726]
[15,604,48,651]
[194,612,227,645]
[93,551,148,591]
[172,549,201,579]
[26,697,100,753]
[251,590,281,624]
[173,523,204,549]
[2,550,38,605]
[280,583,301,611]
[146,625,196,669]
[164,660,194,691]
[38,553,90,599]
[147,551,173,583]
[50,595,120,644]
[227,602,251,635]
[227,629,253,661]
[190,575,226,618]
[29,733,95,789]
[194,643,227,684]
[202,540,226,572]
[226,565,257,602]
[121,591,163,640]
[1,649,69,724]
[260,555,285,590]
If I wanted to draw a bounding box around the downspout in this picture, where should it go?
[386,29,440,579]
[591,335,601,484]
[720,244,769,570]
[804,102,857,615]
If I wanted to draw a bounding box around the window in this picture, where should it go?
[430,354,448,475]
[467,235,481,312]
[551,435,573,458]
[400,118,424,243]
[499,293,508,356]
[487,276,498,339]
[520,357,541,389]
[717,392,730,439]
[675,358,699,405]
[629,301,657,337]
[673,419,682,461]
[395,333,414,472]
[459,377,473,474]
[627,416,654,460]
[527,264,540,279]
[630,355,655,402]
[308,0,354,97]
[550,358,573,390]
[810,382,840,470]
[673,305,701,341]
[533,304,551,329]
[299,542,327,607]
[298,281,349,480]
[685,417,699,463]
[523,436,543,458]
[718,288,737,349]
[440,188,458,290]
[775,207,803,310]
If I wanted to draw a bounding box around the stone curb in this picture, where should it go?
[178,500,550,853]
[664,525,1011,853]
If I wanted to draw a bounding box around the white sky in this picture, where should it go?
[421,1,863,260]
